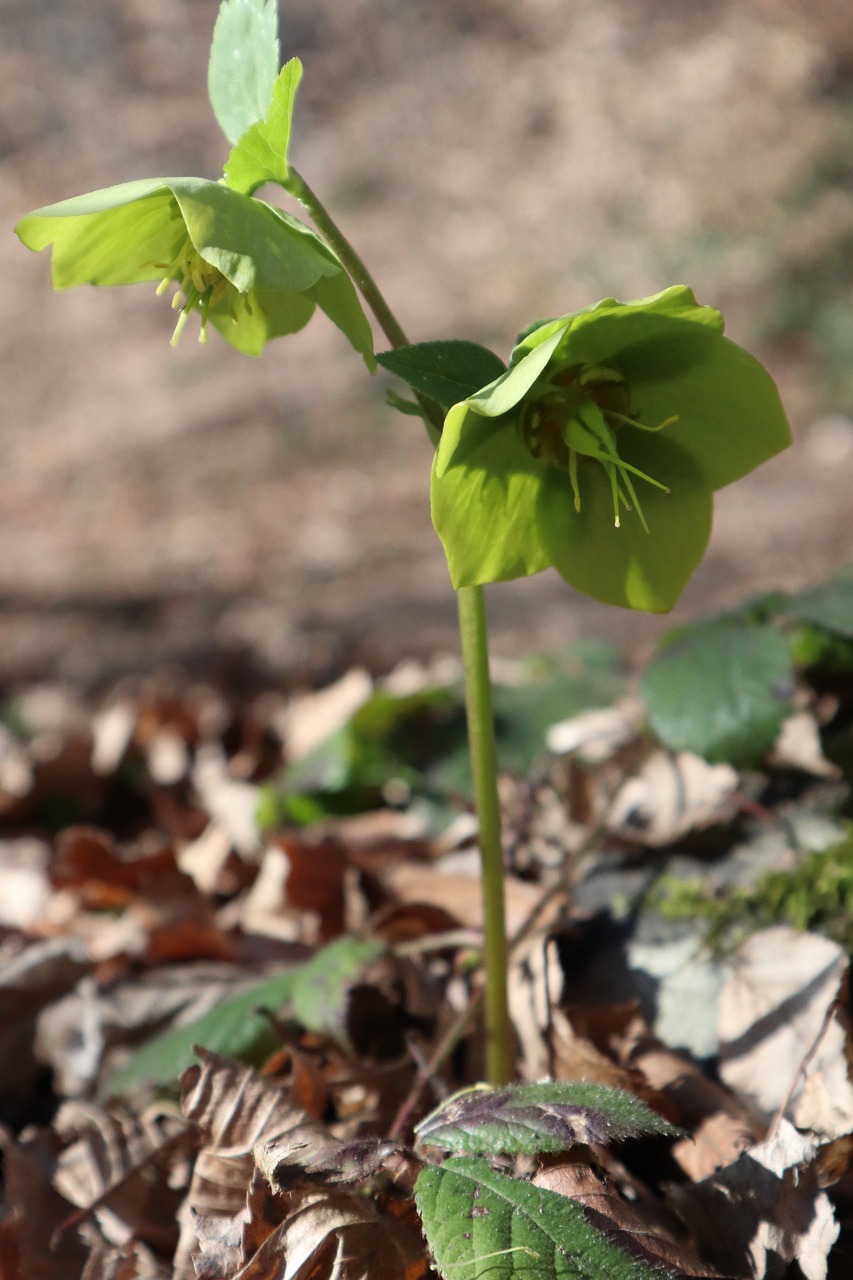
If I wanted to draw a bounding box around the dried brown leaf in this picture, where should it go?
[717,927,853,1137]
[670,1120,840,1280]
[534,1161,726,1278]
[615,1009,764,1181]
[242,1189,426,1280]
[0,1126,88,1280]
[52,1099,195,1253]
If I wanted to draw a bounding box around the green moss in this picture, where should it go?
[651,826,853,952]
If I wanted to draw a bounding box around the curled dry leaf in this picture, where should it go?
[670,1120,840,1280]
[562,1004,763,1181]
[534,1161,726,1278]
[52,1098,195,1254]
[606,750,739,846]
[717,926,853,1136]
[244,1188,427,1280]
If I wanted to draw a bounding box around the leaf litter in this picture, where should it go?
[2,628,853,1278]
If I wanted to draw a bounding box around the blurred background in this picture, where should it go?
[3,0,853,691]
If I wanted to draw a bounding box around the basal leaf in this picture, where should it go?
[641,618,795,766]
[378,341,506,409]
[415,1082,680,1156]
[208,0,280,146]
[416,1157,671,1280]
[783,568,853,639]
[102,967,301,1097]
[290,935,385,1045]
[223,58,303,194]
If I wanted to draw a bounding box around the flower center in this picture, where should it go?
[520,362,677,532]
[153,239,233,346]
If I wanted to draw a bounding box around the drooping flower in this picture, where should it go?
[430,286,791,612]
[14,176,374,363]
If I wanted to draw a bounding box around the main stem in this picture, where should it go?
[287,166,514,1084]
[456,585,513,1084]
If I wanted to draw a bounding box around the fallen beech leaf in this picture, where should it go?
[0,936,92,1124]
[534,1162,725,1277]
[80,1238,171,1280]
[717,927,853,1133]
[257,1130,400,1189]
[768,710,841,778]
[53,1099,194,1253]
[282,670,374,761]
[250,1187,427,1280]
[670,1120,839,1280]
[0,1126,88,1280]
[604,1008,763,1181]
[607,750,738,846]
[546,702,642,763]
[0,838,51,927]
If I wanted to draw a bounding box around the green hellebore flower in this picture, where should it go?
[431,286,791,613]
[14,176,374,363]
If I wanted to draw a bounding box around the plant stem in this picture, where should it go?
[457,584,513,1085]
[287,165,513,1085]
[286,166,411,353]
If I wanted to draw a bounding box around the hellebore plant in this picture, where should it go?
[14,0,791,1088]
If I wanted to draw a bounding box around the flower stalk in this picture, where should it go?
[284,168,515,1084]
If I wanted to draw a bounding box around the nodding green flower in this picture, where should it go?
[431,286,791,613]
[14,177,374,363]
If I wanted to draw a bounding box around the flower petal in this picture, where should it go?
[537,434,713,612]
[431,403,552,587]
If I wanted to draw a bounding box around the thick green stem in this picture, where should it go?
[287,166,513,1084]
[457,584,513,1085]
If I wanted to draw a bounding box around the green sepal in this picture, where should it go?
[15,176,375,364]
[377,340,506,409]
[223,58,303,195]
[431,285,791,613]
[208,0,280,146]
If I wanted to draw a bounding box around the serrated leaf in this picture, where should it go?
[415,1082,680,1156]
[783,569,853,639]
[416,1157,671,1280]
[208,0,280,146]
[641,619,795,766]
[290,935,385,1045]
[224,58,302,194]
[378,341,506,409]
[102,967,301,1097]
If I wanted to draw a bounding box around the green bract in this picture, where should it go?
[14,176,374,363]
[431,286,790,612]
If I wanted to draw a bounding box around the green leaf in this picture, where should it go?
[208,0,280,146]
[641,618,795,766]
[102,967,301,1097]
[223,58,302,194]
[415,1082,680,1156]
[290,935,385,1045]
[782,568,853,638]
[416,1157,670,1280]
[377,341,506,409]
